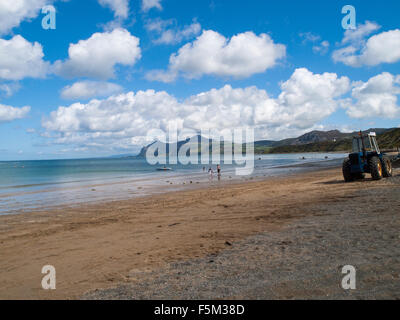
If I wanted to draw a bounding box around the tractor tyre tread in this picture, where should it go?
[342,158,354,182]
[369,156,383,181]
[382,156,393,178]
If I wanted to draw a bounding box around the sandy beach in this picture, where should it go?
[0,164,399,300]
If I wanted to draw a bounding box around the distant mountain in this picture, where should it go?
[278,130,349,146]
[135,128,399,157]
[254,140,276,148]
[108,153,137,158]
[137,135,214,158]
[270,128,390,147]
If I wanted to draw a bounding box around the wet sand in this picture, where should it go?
[0,166,399,299]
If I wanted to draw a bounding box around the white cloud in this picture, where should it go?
[98,0,129,19]
[272,68,350,128]
[0,82,21,97]
[358,30,400,66]
[0,35,49,80]
[145,69,178,83]
[146,30,286,82]
[44,90,183,134]
[54,28,141,80]
[145,18,201,45]
[43,68,350,149]
[332,46,359,67]
[299,32,329,55]
[0,0,51,35]
[183,68,349,132]
[333,21,400,67]
[0,104,30,123]
[346,72,400,119]
[61,81,123,100]
[42,89,185,150]
[313,41,330,55]
[299,32,320,44]
[142,0,162,12]
[341,21,380,44]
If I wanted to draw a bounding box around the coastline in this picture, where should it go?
[0,164,399,299]
[0,154,345,216]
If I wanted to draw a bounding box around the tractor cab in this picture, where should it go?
[343,131,392,182]
[351,132,380,155]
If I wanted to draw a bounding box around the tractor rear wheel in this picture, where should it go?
[342,158,354,182]
[382,156,393,177]
[369,156,383,181]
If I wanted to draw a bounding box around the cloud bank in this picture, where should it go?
[43,68,351,151]
[333,21,400,67]
[54,28,141,80]
[146,30,286,82]
[0,104,30,123]
[0,35,49,81]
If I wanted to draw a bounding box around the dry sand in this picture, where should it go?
[0,167,399,299]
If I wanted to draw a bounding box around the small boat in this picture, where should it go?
[157,167,172,171]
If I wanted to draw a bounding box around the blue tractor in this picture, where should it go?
[343,131,393,182]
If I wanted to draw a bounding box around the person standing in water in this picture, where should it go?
[208,167,214,180]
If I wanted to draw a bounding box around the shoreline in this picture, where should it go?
[0,164,398,299]
[0,156,345,216]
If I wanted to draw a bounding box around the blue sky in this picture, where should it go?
[0,0,399,160]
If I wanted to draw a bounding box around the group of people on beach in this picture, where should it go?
[203,164,221,180]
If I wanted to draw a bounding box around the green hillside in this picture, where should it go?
[257,128,400,154]
[377,128,400,149]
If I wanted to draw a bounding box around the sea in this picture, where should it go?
[0,153,346,215]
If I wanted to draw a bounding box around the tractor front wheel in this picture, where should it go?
[369,156,383,181]
[342,158,354,182]
[382,156,393,177]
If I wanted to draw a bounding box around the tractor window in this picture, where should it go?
[352,139,361,153]
[363,137,372,151]
[352,137,373,152]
